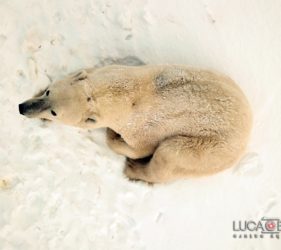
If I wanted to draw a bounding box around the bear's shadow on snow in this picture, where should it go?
[95,56,145,67]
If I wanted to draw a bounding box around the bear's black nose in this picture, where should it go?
[19,103,26,115]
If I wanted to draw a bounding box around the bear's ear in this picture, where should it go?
[33,86,49,98]
[72,70,88,82]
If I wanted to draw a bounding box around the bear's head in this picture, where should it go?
[18,70,100,128]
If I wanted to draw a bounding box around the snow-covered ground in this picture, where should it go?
[1,0,281,249]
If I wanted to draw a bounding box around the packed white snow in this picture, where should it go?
[0,0,281,249]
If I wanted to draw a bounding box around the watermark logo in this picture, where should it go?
[232,217,280,239]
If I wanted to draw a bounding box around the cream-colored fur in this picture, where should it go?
[19,65,252,183]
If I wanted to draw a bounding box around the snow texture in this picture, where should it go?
[0,0,281,249]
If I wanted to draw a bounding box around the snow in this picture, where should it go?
[0,0,281,249]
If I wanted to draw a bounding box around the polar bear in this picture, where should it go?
[19,64,252,183]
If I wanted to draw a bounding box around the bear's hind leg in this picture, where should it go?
[124,135,238,183]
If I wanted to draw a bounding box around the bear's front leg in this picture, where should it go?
[106,128,154,159]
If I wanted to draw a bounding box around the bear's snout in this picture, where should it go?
[19,98,50,116]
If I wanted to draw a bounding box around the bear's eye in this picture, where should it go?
[51,110,57,116]
[46,90,50,96]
